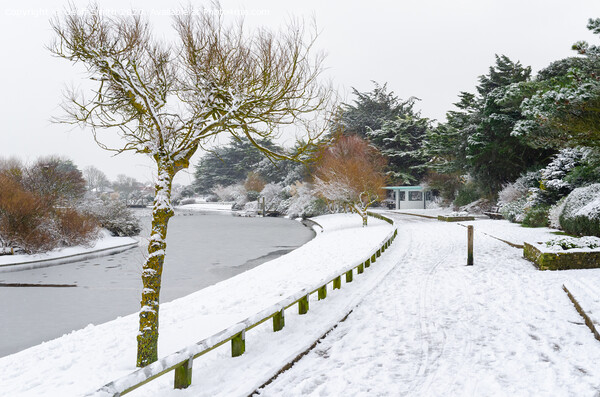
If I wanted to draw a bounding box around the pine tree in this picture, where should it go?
[429,55,553,196]
[332,82,416,138]
[367,113,429,185]
[515,18,600,151]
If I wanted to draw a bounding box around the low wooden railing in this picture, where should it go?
[88,213,398,396]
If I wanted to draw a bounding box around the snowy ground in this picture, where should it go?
[459,218,561,247]
[2,213,599,397]
[0,213,392,397]
[177,202,233,213]
[0,230,138,272]
[256,214,600,397]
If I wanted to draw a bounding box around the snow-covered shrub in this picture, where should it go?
[537,148,587,203]
[459,198,492,214]
[500,198,528,223]
[81,197,141,237]
[548,197,567,229]
[204,194,219,202]
[453,182,480,207]
[242,200,259,215]
[521,205,550,228]
[56,208,99,247]
[260,183,284,213]
[282,182,328,219]
[179,198,196,205]
[498,178,530,206]
[544,236,600,251]
[0,175,61,253]
[559,183,600,237]
[426,195,443,209]
[212,184,247,210]
[498,171,541,223]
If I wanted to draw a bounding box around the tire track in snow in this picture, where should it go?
[392,216,478,396]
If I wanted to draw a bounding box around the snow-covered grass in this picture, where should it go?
[0,214,393,397]
[459,218,560,247]
[0,230,138,272]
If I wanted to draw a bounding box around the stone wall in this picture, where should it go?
[523,242,600,270]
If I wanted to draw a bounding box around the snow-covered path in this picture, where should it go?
[256,214,600,396]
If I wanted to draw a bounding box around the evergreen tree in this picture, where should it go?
[332,82,416,138]
[193,137,302,193]
[424,92,477,175]
[367,113,430,185]
[515,18,600,151]
[429,55,553,196]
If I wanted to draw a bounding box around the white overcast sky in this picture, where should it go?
[1,0,599,185]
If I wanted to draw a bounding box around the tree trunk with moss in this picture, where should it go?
[136,164,175,367]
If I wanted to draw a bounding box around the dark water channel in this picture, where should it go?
[0,211,314,358]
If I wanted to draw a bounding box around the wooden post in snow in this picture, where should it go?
[174,357,193,389]
[467,225,474,266]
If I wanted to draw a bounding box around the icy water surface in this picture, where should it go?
[0,211,314,357]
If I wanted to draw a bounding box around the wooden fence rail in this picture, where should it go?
[88,212,397,396]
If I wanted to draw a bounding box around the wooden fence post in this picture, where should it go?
[357,263,364,274]
[365,258,371,268]
[273,309,285,332]
[174,357,193,389]
[318,285,327,300]
[298,295,309,314]
[231,330,245,357]
[333,276,341,290]
[346,269,353,283]
[467,225,474,266]
[371,253,376,263]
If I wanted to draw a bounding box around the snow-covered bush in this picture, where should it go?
[81,197,141,237]
[453,182,480,207]
[282,182,328,219]
[260,183,284,213]
[179,198,196,206]
[242,200,259,215]
[212,184,247,210]
[536,148,587,203]
[500,198,528,223]
[56,208,99,247]
[498,178,530,205]
[458,198,492,214]
[521,205,550,228]
[544,236,600,251]
[0,173,101,253]
[559,183,600,237]
[498,171,542,223]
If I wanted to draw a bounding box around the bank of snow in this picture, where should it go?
[177,202,233,213]
[0,213,393,397]
[0,230,138,273]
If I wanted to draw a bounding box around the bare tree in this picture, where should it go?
[50,3,333,366]
[313,135,387,226]
[83,165,110,192]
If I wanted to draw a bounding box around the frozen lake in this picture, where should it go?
[0,210,314,358]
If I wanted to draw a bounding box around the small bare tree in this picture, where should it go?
[83,165,110,192]
[313,135,387,226]
[50,3,333,367]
